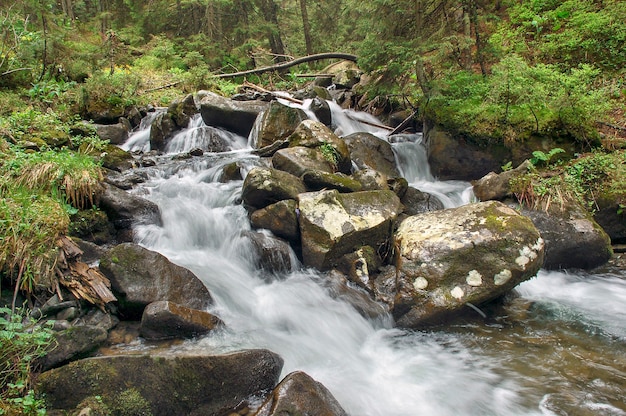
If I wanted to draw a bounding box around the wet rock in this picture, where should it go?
[352,168,389,191]
[321,270,388,320]
[140,301,223,340]
[198,91,269,137]
[254,101,308,149]
[302,170,363,193]
[310,96,332,126]
[593,199,626,244]
[298,189,402,270]
[523,203,613,270]
[272,146,336,177]
[99,243,213,318]
[254,371,348,416]
[250,199,300,242]
[343,132,400,178]
[287,120,352,174]
[336,245,383,292]
[473,160,531,201]
[39,326,109,371]
[241,230,295,274]
[400,186,444,216]
[381,200,544,328]
[101,144,134,172]
[69,209,115,245]
[149,111,177,152]
[220,161,243,182]
[168,93,197,129]
[98,183,161,232]
[36,350,284,416]
[242,167,306,209]
[94,119,131,145]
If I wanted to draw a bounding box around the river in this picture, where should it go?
[119,99,626,416]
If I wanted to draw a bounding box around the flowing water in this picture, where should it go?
[118,101,626,416]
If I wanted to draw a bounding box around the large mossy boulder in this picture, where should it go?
[36,350,284,416]
[254,101,308,149]
[378,201,544,328]
[99,243,213,318]
[242,167,306,209]
[272,146,337,177]
[298,189,402,270]
[254,371,348,416]
[198,91,269,137]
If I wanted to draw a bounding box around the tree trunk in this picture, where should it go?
[300,0,313,55]
[257,0,287,63]
[468,0,487,76]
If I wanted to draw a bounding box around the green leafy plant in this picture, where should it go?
[319,142,340,170]
[0,306,55,415]
[530,148,565,166]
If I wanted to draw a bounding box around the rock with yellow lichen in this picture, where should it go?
[374,200,544,329]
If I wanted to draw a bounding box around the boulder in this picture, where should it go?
[343,132,400,178]
[94,119,131,145]
[272,146,336,177]
[472,160,531,201]
[198,91,269,137]
[140,301,223,340]
[100,144,134,172]
[254,101,308,149]
[321,270,388,320]
[323,60,362,89]
[400,186,444,216]
[352,168,389,191]
[99,243,213,318]
[242,167,306,209]
[593,199,626,244]
[379,200,544,328]
[149,111,177,152]
[39,325,109,371]
[241,230,295,274]
[310,96,332,126]
[298,189,402,270]
[302,170,363,193]
[287,120,352,174]
[36,350,284,416]
[254,371,348,416]
[98,183,161,232]
[250,199,300,242]
[523,204,613,270]
[168,93,197,129]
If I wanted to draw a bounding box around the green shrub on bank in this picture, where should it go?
[0,306,55,416]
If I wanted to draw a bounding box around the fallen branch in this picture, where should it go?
[142,81,182,93]
[346,113,393,131]
[242,81,303,105]
[388,110,419,136]
[217,52,358,79]
[1,67,32,77]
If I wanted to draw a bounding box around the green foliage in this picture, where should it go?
[27,79,77,104]
[530,148,565,166]
[319,142,340,170]
[0,306,55,415]
[81,69,142,115]
[0,108,70,144]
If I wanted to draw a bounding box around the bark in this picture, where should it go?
[216,52,358,78]
[257,0,287,62]
[300,0,313,55]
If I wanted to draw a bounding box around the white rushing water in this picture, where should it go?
[123,101,626,416]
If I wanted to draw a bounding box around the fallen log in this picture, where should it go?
[216,52,358,79]
[388,110,419,136]
[241,81,303,105]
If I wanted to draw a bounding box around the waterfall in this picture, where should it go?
[121,100,626,416]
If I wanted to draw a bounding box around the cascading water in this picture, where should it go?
[120,101,626,416]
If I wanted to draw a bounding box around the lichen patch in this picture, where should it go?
[466,270,483,286]
[451,286,464,299]
[413,277,428,290]
[494,269,512,286]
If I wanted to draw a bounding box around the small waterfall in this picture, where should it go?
[121,109,164,153]
[120,100,626,416]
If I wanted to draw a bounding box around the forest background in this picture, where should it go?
[1,1,625,413]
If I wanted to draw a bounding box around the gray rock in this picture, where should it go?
[99,243,213,318]
[242,167,306,209]
[302,170,363,193]
[254,371,348,416]
[140,301,223,340]
[254,101,308,149]
[401,186,444,215]
[94,121,130,145]
[523,203,613,270]
[36,350,284,416]
[473,160,531,201]
[39,326,108,371]
[250,199,300,242]
[272,146,336,177]
[287,120,352,174]
[343,132,400,177]
[242,231,295,274]
[298,189,402,270]
[98,183,161,231]
[199,91,269,137]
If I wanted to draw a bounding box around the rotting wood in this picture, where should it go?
[56,236,117,310]
[216,52,358,79]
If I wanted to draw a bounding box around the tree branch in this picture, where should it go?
[216,52,358,79]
